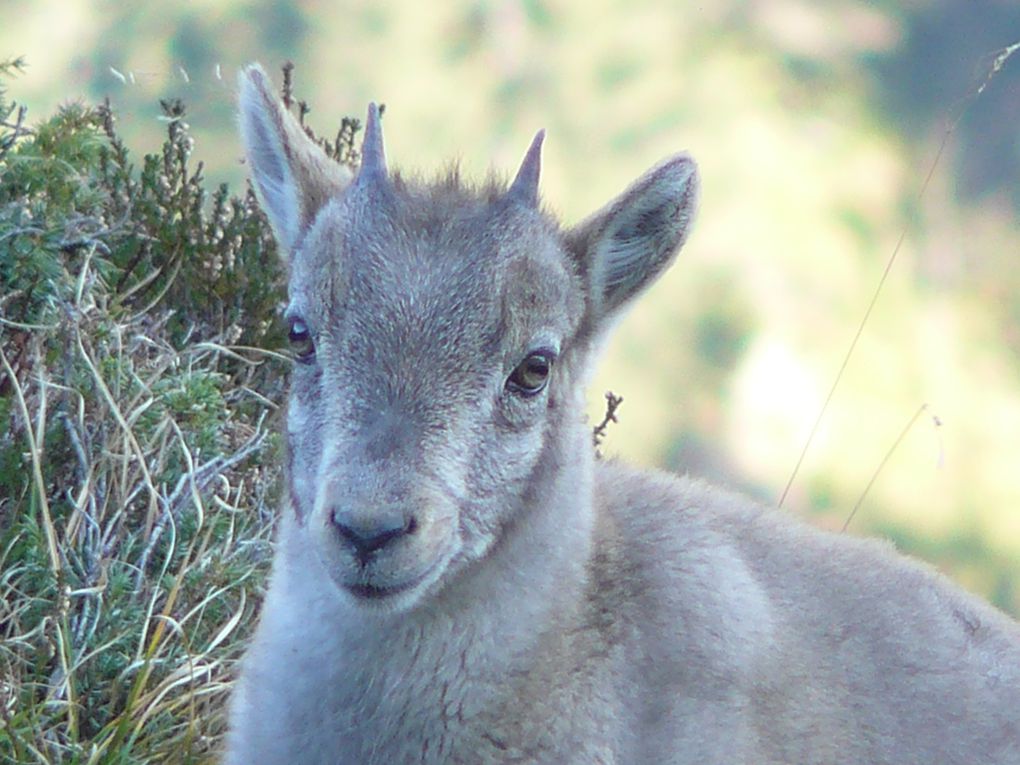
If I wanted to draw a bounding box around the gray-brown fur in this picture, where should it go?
[226,64,1020,764]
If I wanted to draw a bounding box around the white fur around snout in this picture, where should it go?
[310,508,457,611]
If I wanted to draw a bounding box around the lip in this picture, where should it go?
[346,578,420,600]
[343,558,441,601]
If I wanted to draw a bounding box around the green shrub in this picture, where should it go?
[0,60,357,764]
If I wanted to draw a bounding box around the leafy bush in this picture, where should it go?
[0,60,357,764]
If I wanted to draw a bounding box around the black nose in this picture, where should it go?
[331,510,417,562]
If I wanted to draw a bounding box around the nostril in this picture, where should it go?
[330,510,417,560]
[333,520,402,558]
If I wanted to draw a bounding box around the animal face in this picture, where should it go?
[285,175,585,610]
[239,65,698,612]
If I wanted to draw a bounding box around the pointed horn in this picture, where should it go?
[357,102,387,185]
[506,129,545,207]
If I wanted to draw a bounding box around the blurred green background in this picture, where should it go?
[3,0,1018,613]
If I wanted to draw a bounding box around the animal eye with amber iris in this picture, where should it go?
[506,351,554,396]
[288,318,316,363]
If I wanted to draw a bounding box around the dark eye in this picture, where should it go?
[288,318,316,363]
[506,352,554,396]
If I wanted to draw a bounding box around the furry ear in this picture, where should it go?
[237,64,352,256]
[568,154,699,329]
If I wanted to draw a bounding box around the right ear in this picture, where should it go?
[567,154,699,334]
[238,63,352,256]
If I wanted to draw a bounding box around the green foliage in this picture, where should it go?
[0,88,284,349]
[0,63,357,763]
[0,57,27,159]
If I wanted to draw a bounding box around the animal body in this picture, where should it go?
[225,64,1020,764]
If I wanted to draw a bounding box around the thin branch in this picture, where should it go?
[778,42,1018,508]
[841,404,931,531]
[593,391,624,459]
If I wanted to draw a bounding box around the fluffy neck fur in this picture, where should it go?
[231,403,612,764]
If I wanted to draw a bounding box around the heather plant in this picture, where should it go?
[0,62,357,764]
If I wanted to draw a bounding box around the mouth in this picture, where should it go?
[345,577,420,600]
[342,558,443,602]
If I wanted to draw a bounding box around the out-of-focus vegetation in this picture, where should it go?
[0,0,1018,760]
[0,56,334,762]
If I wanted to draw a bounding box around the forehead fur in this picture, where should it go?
[288,168,582,352]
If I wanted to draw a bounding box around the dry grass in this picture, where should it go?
[0,61,332,764]
[0,282,282,764]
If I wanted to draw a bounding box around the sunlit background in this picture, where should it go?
[4,0,1019,613]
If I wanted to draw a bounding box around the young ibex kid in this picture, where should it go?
[225,64,1020,764]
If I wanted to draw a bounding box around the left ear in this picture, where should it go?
[567,154,699,331]
[238,63,353,258]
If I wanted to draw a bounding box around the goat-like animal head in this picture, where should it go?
[239,64,699,611]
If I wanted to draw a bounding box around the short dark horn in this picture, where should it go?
[506,129,545,207]
[357,102,387,186]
